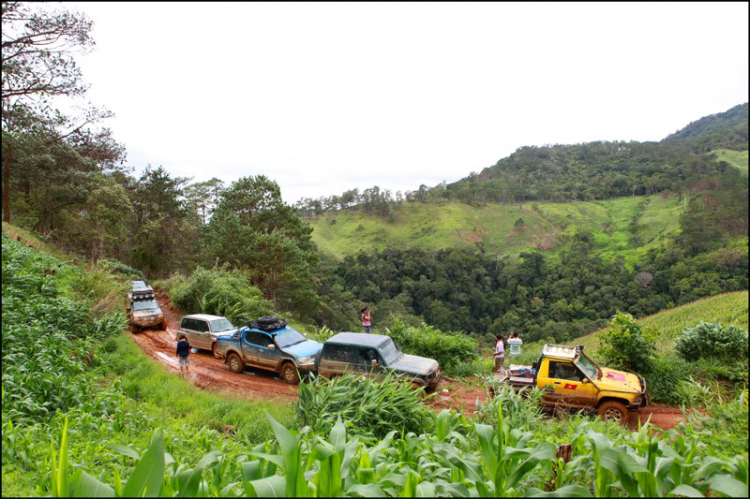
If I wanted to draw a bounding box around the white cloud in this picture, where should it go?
[64,2,748,202]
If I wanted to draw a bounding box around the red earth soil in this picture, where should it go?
[128,294,686,429]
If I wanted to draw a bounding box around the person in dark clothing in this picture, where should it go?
[176,334,191,376]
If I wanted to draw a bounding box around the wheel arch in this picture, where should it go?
[596,396,631,408]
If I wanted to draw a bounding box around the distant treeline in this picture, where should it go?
[297,104,748,216]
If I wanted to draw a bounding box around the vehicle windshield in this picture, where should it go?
[132,300,159,312]
[575,353,598,379]
[379,339,402,366]
[274,328,306,348]
[210,318,235,333]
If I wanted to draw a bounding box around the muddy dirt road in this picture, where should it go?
[128,294,685,429]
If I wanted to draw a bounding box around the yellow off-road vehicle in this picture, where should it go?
[495,344,649,425]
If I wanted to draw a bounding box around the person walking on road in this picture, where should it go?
[176,334,191,376]
[361,307,372,333]
[508,331,523,361]
[494,334,505,372]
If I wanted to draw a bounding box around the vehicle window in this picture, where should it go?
[245,331,273,347]
[324,344,350,363]
[274,328,305,348]
[181,318,196,330]
[133,300,159,312]
[210,318,234,333]
[357,348,378,365]
[549,361,584,382]
[379,339,402,365]
[194,320,209,333]
[575,354,598,379]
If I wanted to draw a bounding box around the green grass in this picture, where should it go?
[712,148,749,176]
[310,194,684,268]
[578,291,749,354]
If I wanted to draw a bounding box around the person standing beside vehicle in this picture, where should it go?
[494,334,505,372]
[508,331,523,361]
[361,307,372,333]
[176,334,191,376]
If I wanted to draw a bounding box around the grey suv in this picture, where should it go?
[316,332,441,392]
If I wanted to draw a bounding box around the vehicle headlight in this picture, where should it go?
[298,356,313,364]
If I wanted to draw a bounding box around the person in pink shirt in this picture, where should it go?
[361,307,372,333]
[494,334,505,372]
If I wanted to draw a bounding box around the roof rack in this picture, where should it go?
[247,317,288,332]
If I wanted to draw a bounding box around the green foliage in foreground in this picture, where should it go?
[43,393,750,497]
[296,372,435,438]
[675,322,749,363]
[165,266,273,326]
[386,321,480,376]
[1,234,126,422]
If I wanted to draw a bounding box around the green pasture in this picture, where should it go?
[712,148,749,176]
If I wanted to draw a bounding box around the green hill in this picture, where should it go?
[712,148,749,176]
[665,103,749,142]
[311,193,683,265]
[578,291,749,353]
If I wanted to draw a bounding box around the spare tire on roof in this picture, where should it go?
[256,316,279,325]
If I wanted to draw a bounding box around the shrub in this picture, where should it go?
[675,321,748,362]
[169,266,273,326]
[385,321,479,376]
[97,258,145,280]
[598,311,657,373]
[642,355,695,405]
[296,372,434,438]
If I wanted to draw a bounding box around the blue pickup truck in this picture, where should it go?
[213,316,322,384]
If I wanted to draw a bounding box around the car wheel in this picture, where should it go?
[228,353,245,373]
[162,320,168,331]
[598,401,629,425]
[281,363,300,385]
[130,323,138,334]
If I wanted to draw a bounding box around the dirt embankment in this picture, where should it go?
[128,294,685,429]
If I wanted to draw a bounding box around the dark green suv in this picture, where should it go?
[315,332,441,392]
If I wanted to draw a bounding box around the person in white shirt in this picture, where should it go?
[494,334,505,372]
[508,331,523,360]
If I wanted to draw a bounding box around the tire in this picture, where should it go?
[161,320,168,331]
[228,353,245,373]
[130,323,138,334]
[281,363,300,385]
[257,315,279,325]
[598,401,629,425]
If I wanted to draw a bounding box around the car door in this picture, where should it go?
[355,347,383,379]
[179,318,197,344]
[320,344,350,378]
[192,319,211,350]
[255,333,282,369]
[538,360,597,407]
[243,331,279,366]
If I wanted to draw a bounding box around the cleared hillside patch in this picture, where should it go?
[578,291,749,353]
[712,148,749,176]
[310,194,684,266]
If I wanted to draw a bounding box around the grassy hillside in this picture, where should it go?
[712,148,749,176]
[311,194,683,266]
[578,291,749,353]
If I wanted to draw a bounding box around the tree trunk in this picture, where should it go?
[3,144,12,223]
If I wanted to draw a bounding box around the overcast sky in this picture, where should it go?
[64,2,748,203]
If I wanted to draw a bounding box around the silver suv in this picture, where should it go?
[176,314,238,355]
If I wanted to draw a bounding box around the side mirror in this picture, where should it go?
[582,378,589,384]
[371,359,378,367]
[268,344,276,350]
